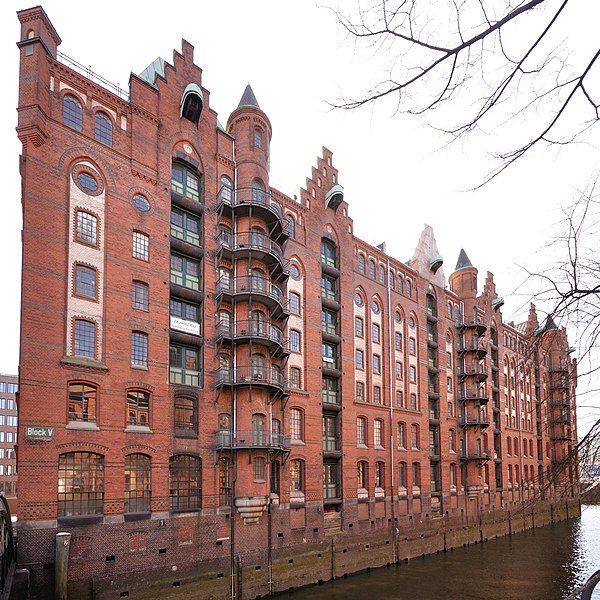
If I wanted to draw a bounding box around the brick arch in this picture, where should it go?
[168,137,204,173]
[57,148,116,193]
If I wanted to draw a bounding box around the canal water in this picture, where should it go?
[290,504,600,600]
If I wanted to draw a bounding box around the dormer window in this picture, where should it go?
[180,84,203,125]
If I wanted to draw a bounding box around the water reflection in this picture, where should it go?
[289,505,600,600]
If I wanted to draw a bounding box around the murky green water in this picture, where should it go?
[290,504,600,600]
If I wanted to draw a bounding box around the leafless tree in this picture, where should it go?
[333,0,599,183]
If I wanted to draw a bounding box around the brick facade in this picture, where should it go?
[15,6,579,598]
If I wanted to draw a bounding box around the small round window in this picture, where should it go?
[354,293,364,307]
[371,300,380,314]
[77,172,98,193]
[409,316,416,328]
[133,194,151,213]
[395,311,402,324]
[289,264,301,280]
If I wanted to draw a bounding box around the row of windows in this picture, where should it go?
[0,398,16,409]
[356,253,413,297]
[356,383,420,410]
[63,95,113,146]
[0,416,17,427]
[0,383,18,394]
[0,449,16,459]
[506,436,535,457]
[0,465,14,476]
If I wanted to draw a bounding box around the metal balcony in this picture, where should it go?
[457,339,487,357]
[457,365,488,381]
[215,276,288,317]
[457,318,487,334]
[216,231,287,278]
[460,450,491,462]
[217,187,289,243]
[216,320,289,357]
[215,429,290,451]
[459,416,490,429]
[457,390,489,404]
[214,366,289,395]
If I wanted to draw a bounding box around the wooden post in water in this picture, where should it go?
[55,532,71,600]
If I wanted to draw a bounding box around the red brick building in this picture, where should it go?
[0,374,18,509]
[15,6,578,598]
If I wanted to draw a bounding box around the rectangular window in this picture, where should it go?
[395,332,402,351]
[411,425,420,449]
[409,365,416,383]
[74,319,95,358]
[75,265,96,298]
[290,330,301,352]
[132,281,149,311]
[356,381,365,401]
[322,309,337,335]
[290,367,301,389]
[170,298,199,323]
[374,420,383,446]
[372,323,380,343]
[355,349,364,370]
[373,354,381,374]
[322,342,337,369]
[396,390,404,408]
[373,386,382,404]
[131,332,148,368]
[409,337,416,355]
[322,415,338,451]
[355,317,364,337]
[395,361,403,380]
[171,208,200,245]
[289,292,301,314]
[170,254,200,290]
[76,211,98,245]
[132,232,149,261]
[321,275,337,301]
[398,423,406,449]
[322,376,339,404]
[410,393,418,411]
[174,396,197,432]
[169,345,200,386]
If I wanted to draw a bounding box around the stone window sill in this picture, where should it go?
[125,425,153,434]
[66,421,99,431]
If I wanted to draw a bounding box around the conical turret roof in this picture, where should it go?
[238,83,260,109]
[455,248,473,270]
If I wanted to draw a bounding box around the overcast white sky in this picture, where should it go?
[0,1,598,435]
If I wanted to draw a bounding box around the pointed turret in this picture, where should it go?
[238,83,260,109]
[449,248,477,300]
[455,248,473,270]
[545,314,558,330]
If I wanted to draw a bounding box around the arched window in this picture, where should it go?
[411,424,420,449]
[369,259,376,279]
[217,412,232,447]
[126,390,150,427]
[378,264,385,284]
[68,382,97,423]
[374,419,384,447]
[320,239,337,268]
[449,428,456,452]
[406,278,413,297]
[357,461,368,489]
[290,459,304,493]
[219,457,231,506]
[252,413,266,445]
[58,452,104,516]
[290,408,304,441]
[357,416,367,446]
[285,214,295,238]
[218,267,231,291]
[169,454,201,511]
[252,179,266,204]
[397,275,404,294]
[253,127,263,148]
[253,456,266,481]
[174,393,197,433]
[63,95,82,131]
[124,454,151,513]
[219,175,233,203]
[251,354,265,380]
[94,112,112,145]
[358,253,366,274]
[389,270,395,290]
[171,163,201,202]
[412,462,421,488]
[398,422,406,449]
[398,462,407,489]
